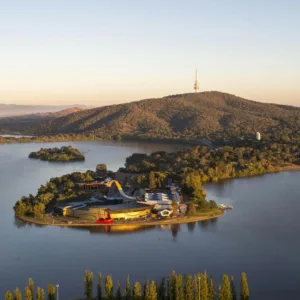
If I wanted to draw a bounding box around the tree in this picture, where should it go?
[96,164,107,173]
[208,200,218,210]
[116,282,121,300]
[14,288,22,300]
[148,171,157,190]
[146,281,157,300]
[36,287,45,300]
[158,277,166,300]
[194,275,200,300]
[24,287,32,300]
[186,202,196,216]
[171,199,179,216]
[47,284,56,300]
[136,175,146,186]
[5,291,13,300]
[14,201,26,216]
[230,277,236,300]
[183,172,203,196]
[133,282,141,300]
[28,278,34,297]
[142,281,147,299]
[168,272,176,300]
[175,275,184,300]
[33,203,45,218]
[105,275,114,300]
[97,272,102,300]
[184,275,193,300]
[84,270,94,300]
[218,275,231,300]
[125,274,131,300]
[200,273,208,300]
[208,277,215,300]
[240,273,249,300]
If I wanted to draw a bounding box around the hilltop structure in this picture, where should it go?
[194,67,199,93]
[256,132,261,141]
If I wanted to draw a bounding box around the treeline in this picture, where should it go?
[14,171,96,218]
[121,142,300,209]
[124,142,300,182]
[3,270,250,300]
[0,134,104,145]
[29,145,85,162]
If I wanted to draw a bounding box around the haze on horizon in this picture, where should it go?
[0,0,299,106]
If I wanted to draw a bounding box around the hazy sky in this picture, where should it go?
[0,0,299,106]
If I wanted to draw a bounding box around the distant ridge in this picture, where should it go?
[23,107,85,118]
[0,104,89,117]
[25,91,300,143]
[0,107,85,134]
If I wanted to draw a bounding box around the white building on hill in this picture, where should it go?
[256,132,261,141]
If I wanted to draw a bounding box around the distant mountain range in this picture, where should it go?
[17,107,85,118]
[0,107,85,134]
[0,104,89,117]
[20,91,300,144]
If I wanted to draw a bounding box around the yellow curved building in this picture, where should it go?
[63,203,154,221]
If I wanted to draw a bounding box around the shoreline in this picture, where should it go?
[16,210,224,227]
[276,164,300,171]
[0,136,206,147]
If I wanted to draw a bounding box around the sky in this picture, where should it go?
[0,0,299,106]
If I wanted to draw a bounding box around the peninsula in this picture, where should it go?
[28,145,85,162]
[15,141,300,227]
[14,157,222,226]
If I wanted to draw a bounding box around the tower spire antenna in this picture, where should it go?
[194,66,199,93]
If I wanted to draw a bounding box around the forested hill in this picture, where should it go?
[28,92,300,144]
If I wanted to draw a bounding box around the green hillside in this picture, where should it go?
[26,91,300,145]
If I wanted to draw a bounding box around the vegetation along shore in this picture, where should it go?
[3,270,250,300]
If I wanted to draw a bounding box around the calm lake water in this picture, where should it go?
[0,141,299,299]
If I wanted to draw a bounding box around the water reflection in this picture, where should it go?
[198,220,210,229]
[14,217,220,237]
[14,217,47,229]
[64,224,157,235]
[198,218,219,230]
[14,217,27,228]
[186,222,196,233]
[171,224,180,240]
[159,224,171,231]
[89,225,156,235]
[69,224,183,237]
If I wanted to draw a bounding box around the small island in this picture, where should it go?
[28,145,85,162]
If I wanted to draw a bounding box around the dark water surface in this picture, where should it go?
[0,141,299,299]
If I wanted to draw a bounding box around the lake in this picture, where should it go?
[0,141,299,299]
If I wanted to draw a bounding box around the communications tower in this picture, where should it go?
[194,67,199,93]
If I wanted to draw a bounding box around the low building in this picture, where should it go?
[60,201,154,221]
[143,191,181,211]
[144,191,181,203]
